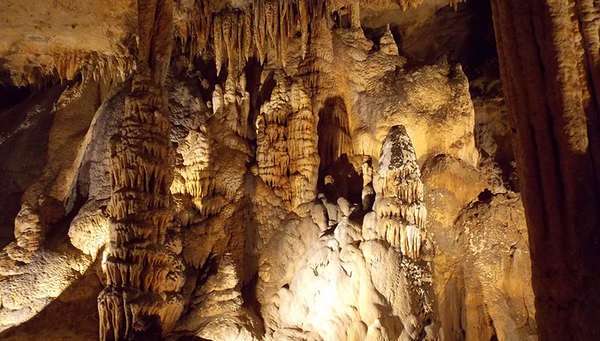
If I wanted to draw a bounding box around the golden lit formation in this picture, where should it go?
[3,0,600,340]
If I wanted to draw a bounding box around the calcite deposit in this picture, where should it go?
[1,0,598,340]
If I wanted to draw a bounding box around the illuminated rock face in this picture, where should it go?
[256,126,436,341]
[98,1,185,339]
[373,125,426,259]
[0,1,548,340]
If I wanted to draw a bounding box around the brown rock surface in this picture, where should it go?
[491,0,600,339]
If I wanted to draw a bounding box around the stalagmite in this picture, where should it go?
[380,25,399,56]
[288,82,320,208]
[373,125,426,259]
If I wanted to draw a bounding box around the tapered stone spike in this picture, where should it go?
[374,125,427,259]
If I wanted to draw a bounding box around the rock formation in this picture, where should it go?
[491,0,600,339]
[1,0,597,340]
[98,0,185,340]
[372,125,426,259]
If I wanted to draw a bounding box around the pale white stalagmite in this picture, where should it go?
[373,125,427,259]
[98,0,185,339]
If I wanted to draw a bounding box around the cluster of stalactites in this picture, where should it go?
[176,0,467,70]
[9,52,134,87]
[373,125,426,259]
[357,0,464,11]
[255,75,319,209]
[99,76,184,341]
[178,0,344,71]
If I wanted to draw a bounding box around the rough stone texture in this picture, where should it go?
[428,192,536,341]
[0,0,136,85]
[491,0,600,339]
[0,0,554,340]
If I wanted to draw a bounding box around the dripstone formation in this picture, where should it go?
[98,0,185,339]
[1,0,597,340]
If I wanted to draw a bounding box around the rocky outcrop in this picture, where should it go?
[429,191,536,340]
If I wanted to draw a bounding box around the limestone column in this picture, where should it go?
[490,0,600,339]
[97,0,185,340]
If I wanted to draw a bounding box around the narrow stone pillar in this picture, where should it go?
[98,0,185,340]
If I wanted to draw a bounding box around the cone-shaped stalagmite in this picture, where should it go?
[374,125,426,259]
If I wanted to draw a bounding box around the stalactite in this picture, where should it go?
[243,10,253,64]
[213,15,224,76]
[181,0,342,70]
[373,125,426,259]
[299,0,310,59]
[222,10,234,74]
